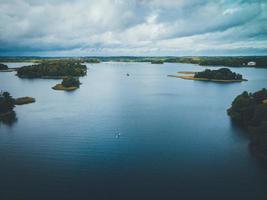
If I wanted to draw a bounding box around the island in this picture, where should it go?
[228,88,267,160]
[168,68,246,82]
[52,76,81,91]
[15,97,36,105]
[16,62,87,78]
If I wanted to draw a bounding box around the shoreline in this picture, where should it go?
[168,75,247,82]
[177,71,196,75]
[15,97,36,105]
[17,75,69,79]
[0,111,14,117]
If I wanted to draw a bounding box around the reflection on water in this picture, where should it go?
[1,62,267,200]
[0,111,17,126]
[229,119,250,139]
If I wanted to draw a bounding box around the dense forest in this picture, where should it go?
[0,92,15,114]
[17,62,87,78]
[228,89,267,159]
[0,63,8,70]
[194,68,243,80]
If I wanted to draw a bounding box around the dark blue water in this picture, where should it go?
[1,62,267,200]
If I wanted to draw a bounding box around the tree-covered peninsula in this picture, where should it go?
[52,76,81,91]
[17,62,87,78]
[0,91,35,125]
[0,92,15,116]
[228,88,267,160]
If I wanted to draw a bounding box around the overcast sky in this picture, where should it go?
[0,0,266,56]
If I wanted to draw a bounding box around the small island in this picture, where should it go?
[17,62,87,78]
[169,68,246,82]
[52,76,81,91]
[228,88,267,160]
[15,97,36,105]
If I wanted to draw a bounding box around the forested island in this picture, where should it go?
[17,62,87,78]
[194,68,244,81]
[169,68,246,82]
[228,88,267,160]
[52,76,81,91]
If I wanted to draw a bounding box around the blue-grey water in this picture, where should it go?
[1,62,267,200]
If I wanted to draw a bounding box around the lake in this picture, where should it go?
[1,62,267,200]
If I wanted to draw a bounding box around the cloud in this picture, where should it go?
[0,0,266,56]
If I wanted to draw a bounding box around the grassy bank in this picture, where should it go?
[15,97,35,105]
[52,84,78,91]
[170,75,247,82]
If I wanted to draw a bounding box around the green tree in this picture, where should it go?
[0,92,15,114]
[61,76,80,87]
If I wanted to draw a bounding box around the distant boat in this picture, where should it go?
[126,73,130,76]
[115,133,121,138]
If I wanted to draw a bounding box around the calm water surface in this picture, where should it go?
[1,62,267,200]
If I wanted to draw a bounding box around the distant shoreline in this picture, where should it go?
[0,56,266,68]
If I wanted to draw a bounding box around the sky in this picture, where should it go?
[0,0,266,56]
